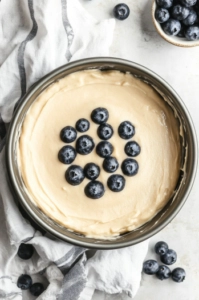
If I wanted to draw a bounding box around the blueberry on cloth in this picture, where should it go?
[182,9,197,25]
[85,181,105,199]
[172,5,190,20]
[162,19,181,35]
[58,145,76,164]
[84,163,100,180]
[121,158,139,176]
[97,123,114,140]
[103,157,119,173]
[184,25,199,40]
[155,8,170,23]
[118,121,135,139]
[60,126,77,143]
[75,118,90,133]
[160,249,177,265]
[17,274,32,290]
[91,107,109,124]
[155,241,169,255]
[30,283,45,296]
[107,174,126,192]
[180,0,197,7]
[76,135,95,155]
[172,268,186,282]
[113,3,130,20]
[96,141,113,158]
[156,265,171,280]
[143,260,159,275]
[65,165,85,186]
[17,243,34,260]
[124,141,141,157]
[156,0,173,8]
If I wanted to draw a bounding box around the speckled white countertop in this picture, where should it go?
[80,1,199,299]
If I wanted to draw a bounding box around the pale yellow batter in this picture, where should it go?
[18,70,181,238]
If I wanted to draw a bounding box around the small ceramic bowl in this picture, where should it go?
[152,0,199,47]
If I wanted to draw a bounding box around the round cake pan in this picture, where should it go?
[6,58,198,249]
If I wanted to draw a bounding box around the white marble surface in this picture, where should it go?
[80,0,199,299]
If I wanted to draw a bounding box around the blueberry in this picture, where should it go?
[84,163,100,180]
[58,146,76,164]
[17,274,32,290]
[182,9,197,25]
[65,165,85,186]
[172,268,186,282]
[155,8,170,23]
[84,181,105,199]
[113,3,130,20]
[17,243,34,260]
[118,121,135,140]
[96,141,113,158]
[107,174,126,192]
[30,283,45,297]
[185,25,199,40]
[103,157,119,173]
[160,249,177,265]
[121,158,139,176]
[177,25,186,37]
[60,126,77,143]
[155,241,169,255]
[124,141,141,157]
[172,5,190,20]
[76,135,95,155]
[180,0,197,7]
[156,265,171,280]
[76,118,90,133]
[143,260,159,275]
[91,108,109,124]
[162,19,181,35]
[97,123,114,140]
[156,0,173,8]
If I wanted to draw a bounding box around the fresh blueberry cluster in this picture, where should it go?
[155,0,199,40]
[143,241,186,282]
[17,244,45,296]
[58,107,141,199]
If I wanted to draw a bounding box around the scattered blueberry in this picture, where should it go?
[172,5,190,20]
[171,268,186,282]
[156,0,173,8]
[155,8,170,23]
[84,163,100,180]
[121,158,139,176]
[17,274,32,290]
[60,126,77,143]
[118,121,135,140]
[103,157,119,173]
[96,141,113,158]
[180,0,197,7]
[17,243,34,260]
[113,3,130,21]
[58,146,76,164]
[97,123,114,140]
[91,107,109,124]
[160,249,177,265]
[76,135,95,155]
[76,118,90,133]
[185,25,199,40]
[155,241,169,255]
[65,165,85,186]
[124,141,141,157]
[182,9,197,25]
[107,174,125,192]
[162,19,181,35]
[85,181,105,199]
[156,265,171,280]
[30,283,45,297]
[143,260,159,275]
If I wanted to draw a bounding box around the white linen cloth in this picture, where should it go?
[0,0,148,299]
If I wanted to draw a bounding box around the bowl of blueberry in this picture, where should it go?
[152,0,199,47]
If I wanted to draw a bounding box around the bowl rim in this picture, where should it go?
[5,57,198,249]
[152,0,199,47]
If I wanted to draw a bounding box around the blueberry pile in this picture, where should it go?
[58,107,141,199]
[155,0,199,40]
[17,243,45,296]
[143,241,186,282]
